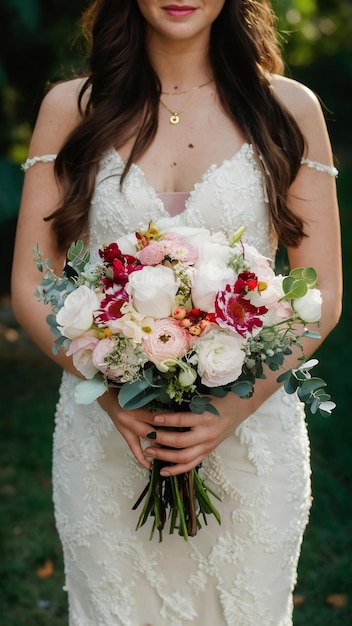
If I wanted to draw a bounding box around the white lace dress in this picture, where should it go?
[23,144,337,626]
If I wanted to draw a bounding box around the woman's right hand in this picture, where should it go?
[98,388,156,470]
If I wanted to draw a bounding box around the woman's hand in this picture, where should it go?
[98,388,159,471]
[143,393,252,477]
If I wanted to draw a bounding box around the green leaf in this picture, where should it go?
[120,389,161,410]
[276,370,291,383]
[282,277,308,300]
[118,378,151,407]
[231,381,253,397]
[299,377,327,396]
[302,330,321,340]
[74,376,107,404]
[284,375,299,394]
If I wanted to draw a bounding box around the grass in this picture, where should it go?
[0,166,351,625]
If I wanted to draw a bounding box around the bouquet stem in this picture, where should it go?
[133,459,221,541]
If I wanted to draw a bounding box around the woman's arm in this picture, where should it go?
[11,80,156,471]
[143,78,343,476]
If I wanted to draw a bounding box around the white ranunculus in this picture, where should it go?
[192,260,235,312]
[293,288,322,323]
[56,285,101,339]
[126,265,178,318]
[194,328,245,387]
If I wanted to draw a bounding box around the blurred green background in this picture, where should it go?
[0,0,351,624]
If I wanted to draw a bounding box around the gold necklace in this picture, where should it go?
[161,79,213,96]
[160,80,212,125]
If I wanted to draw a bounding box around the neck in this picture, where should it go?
[145,31,212,92]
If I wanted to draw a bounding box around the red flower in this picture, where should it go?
[234,271,259,295]
[215,284,267,337]
[94,289,129,324]
[99,243,141,288]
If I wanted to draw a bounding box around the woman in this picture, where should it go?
[12,1,342,624]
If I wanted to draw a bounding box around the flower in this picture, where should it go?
[293,288,322,323]
[35,222,333,543]
[248,275,293,326]
[143,318,190,371]
[66,333,100,379]
[94,288,129,323]
[193,328,245,387]
[92,336,147,382]
[215,283,267,337]
[56,285,101,339]
[127,265,178,318]
[192,260,235,312]
[107,302,154,344]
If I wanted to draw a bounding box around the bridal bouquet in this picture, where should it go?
[34,222,334,540]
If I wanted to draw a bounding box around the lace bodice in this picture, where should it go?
[88,143,277,259]
[22,145,338,265]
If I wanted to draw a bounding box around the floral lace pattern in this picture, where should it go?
[50,146,313,625]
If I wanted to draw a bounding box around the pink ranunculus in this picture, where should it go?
[143,318,190,371]
[136,241,166,266]
[215,284,267,337]
[163,233,198,264]
[66,333,100,379]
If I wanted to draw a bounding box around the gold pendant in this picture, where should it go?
[170,114,180,125]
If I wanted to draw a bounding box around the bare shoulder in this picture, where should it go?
[270,74,323,126]
[28,77,89,157]
[270,74,332,159]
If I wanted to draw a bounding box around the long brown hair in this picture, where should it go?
[47,0,306,252]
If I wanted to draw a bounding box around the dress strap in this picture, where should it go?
[300,158,338,177]
[21,154,57,172]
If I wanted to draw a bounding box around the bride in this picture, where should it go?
[12,1,342,624]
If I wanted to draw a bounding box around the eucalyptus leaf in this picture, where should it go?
[231,381,253,397]
[120,389,161,410]
[299,378,327,395]
[74,376,107,405]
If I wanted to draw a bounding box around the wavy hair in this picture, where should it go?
[47,0,306,251]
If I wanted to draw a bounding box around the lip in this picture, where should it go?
[162,5,197,17]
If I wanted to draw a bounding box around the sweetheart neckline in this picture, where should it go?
[107,142,256,218]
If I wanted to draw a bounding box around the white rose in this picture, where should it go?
[192,260,235,312]
[126,265,178,318]
[56,285,101,339]
[293,288,322,323]
[194,328,245,387]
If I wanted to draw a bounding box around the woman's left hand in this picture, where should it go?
[144,394,251,476]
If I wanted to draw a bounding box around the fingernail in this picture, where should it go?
[145,448,156,456]
[154,415,165,424]
[147,431,157,440]
[160,469,170,477]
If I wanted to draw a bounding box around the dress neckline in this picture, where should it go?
[109,143,255,218]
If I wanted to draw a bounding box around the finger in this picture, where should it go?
[119,428,152,471]
[160,454,206,477]
[152,411,211,429]
[145,442,205,467]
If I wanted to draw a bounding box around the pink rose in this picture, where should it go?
[143,318,190,371]
[66,333,100,379]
